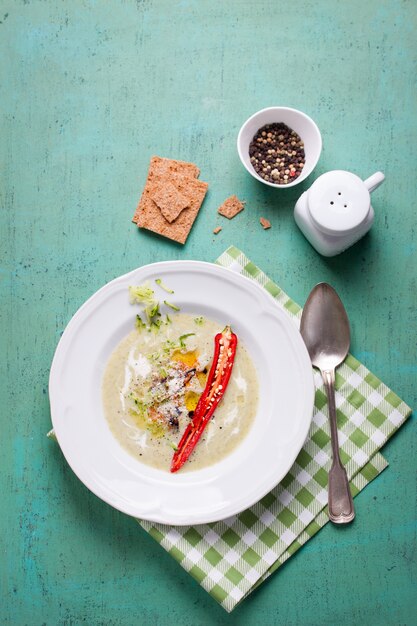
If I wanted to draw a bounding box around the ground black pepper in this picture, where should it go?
[168,415,179,429]
[248,123,305,185]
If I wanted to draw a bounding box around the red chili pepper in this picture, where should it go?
[170,326,238,472]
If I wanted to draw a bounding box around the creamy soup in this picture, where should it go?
[102,314,258,472]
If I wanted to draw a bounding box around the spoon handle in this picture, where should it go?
[322,369,355,524]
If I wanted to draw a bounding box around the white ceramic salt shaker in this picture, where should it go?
[294,170,385,256]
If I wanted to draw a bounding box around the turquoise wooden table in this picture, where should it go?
[1,1,416,624]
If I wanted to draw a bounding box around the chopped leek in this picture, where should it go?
[129,282,161,326]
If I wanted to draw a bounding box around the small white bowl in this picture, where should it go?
[237,106,322,188]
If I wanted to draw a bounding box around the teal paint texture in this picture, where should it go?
[1,1,416,624]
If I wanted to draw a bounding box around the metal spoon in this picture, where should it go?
[300,283,355,524]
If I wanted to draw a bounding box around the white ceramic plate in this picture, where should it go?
[50,261,314,525]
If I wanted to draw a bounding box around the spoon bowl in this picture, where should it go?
[300,283,350,372]
[300,282,355,524]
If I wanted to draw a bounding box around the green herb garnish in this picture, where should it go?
[151,319,162,331]
[179,333,195,348]
[135,314,146,330]
[129,282,162,327]
[164,300,180,312]
[194,316,204,325]
[155,278,174,294]
[129,283,155,306]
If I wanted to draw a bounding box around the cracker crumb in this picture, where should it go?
[213,226,222,234]
[260,217,271,230]
[217,195,245,219]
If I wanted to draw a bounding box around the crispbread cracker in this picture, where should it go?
[132,156,200,224]
[137,172,208,244]
[150,181,190,223]
[217,195,245,219]
[150,156,200,179]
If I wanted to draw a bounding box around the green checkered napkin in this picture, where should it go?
[49,246,412,612]
[138,247,411,612]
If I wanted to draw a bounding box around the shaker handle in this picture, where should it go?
[364,171,385,193]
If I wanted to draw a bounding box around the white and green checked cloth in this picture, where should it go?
[50,246,412,612]
[139,247,412,611]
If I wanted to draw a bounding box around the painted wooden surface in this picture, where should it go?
[1,1,416,624]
